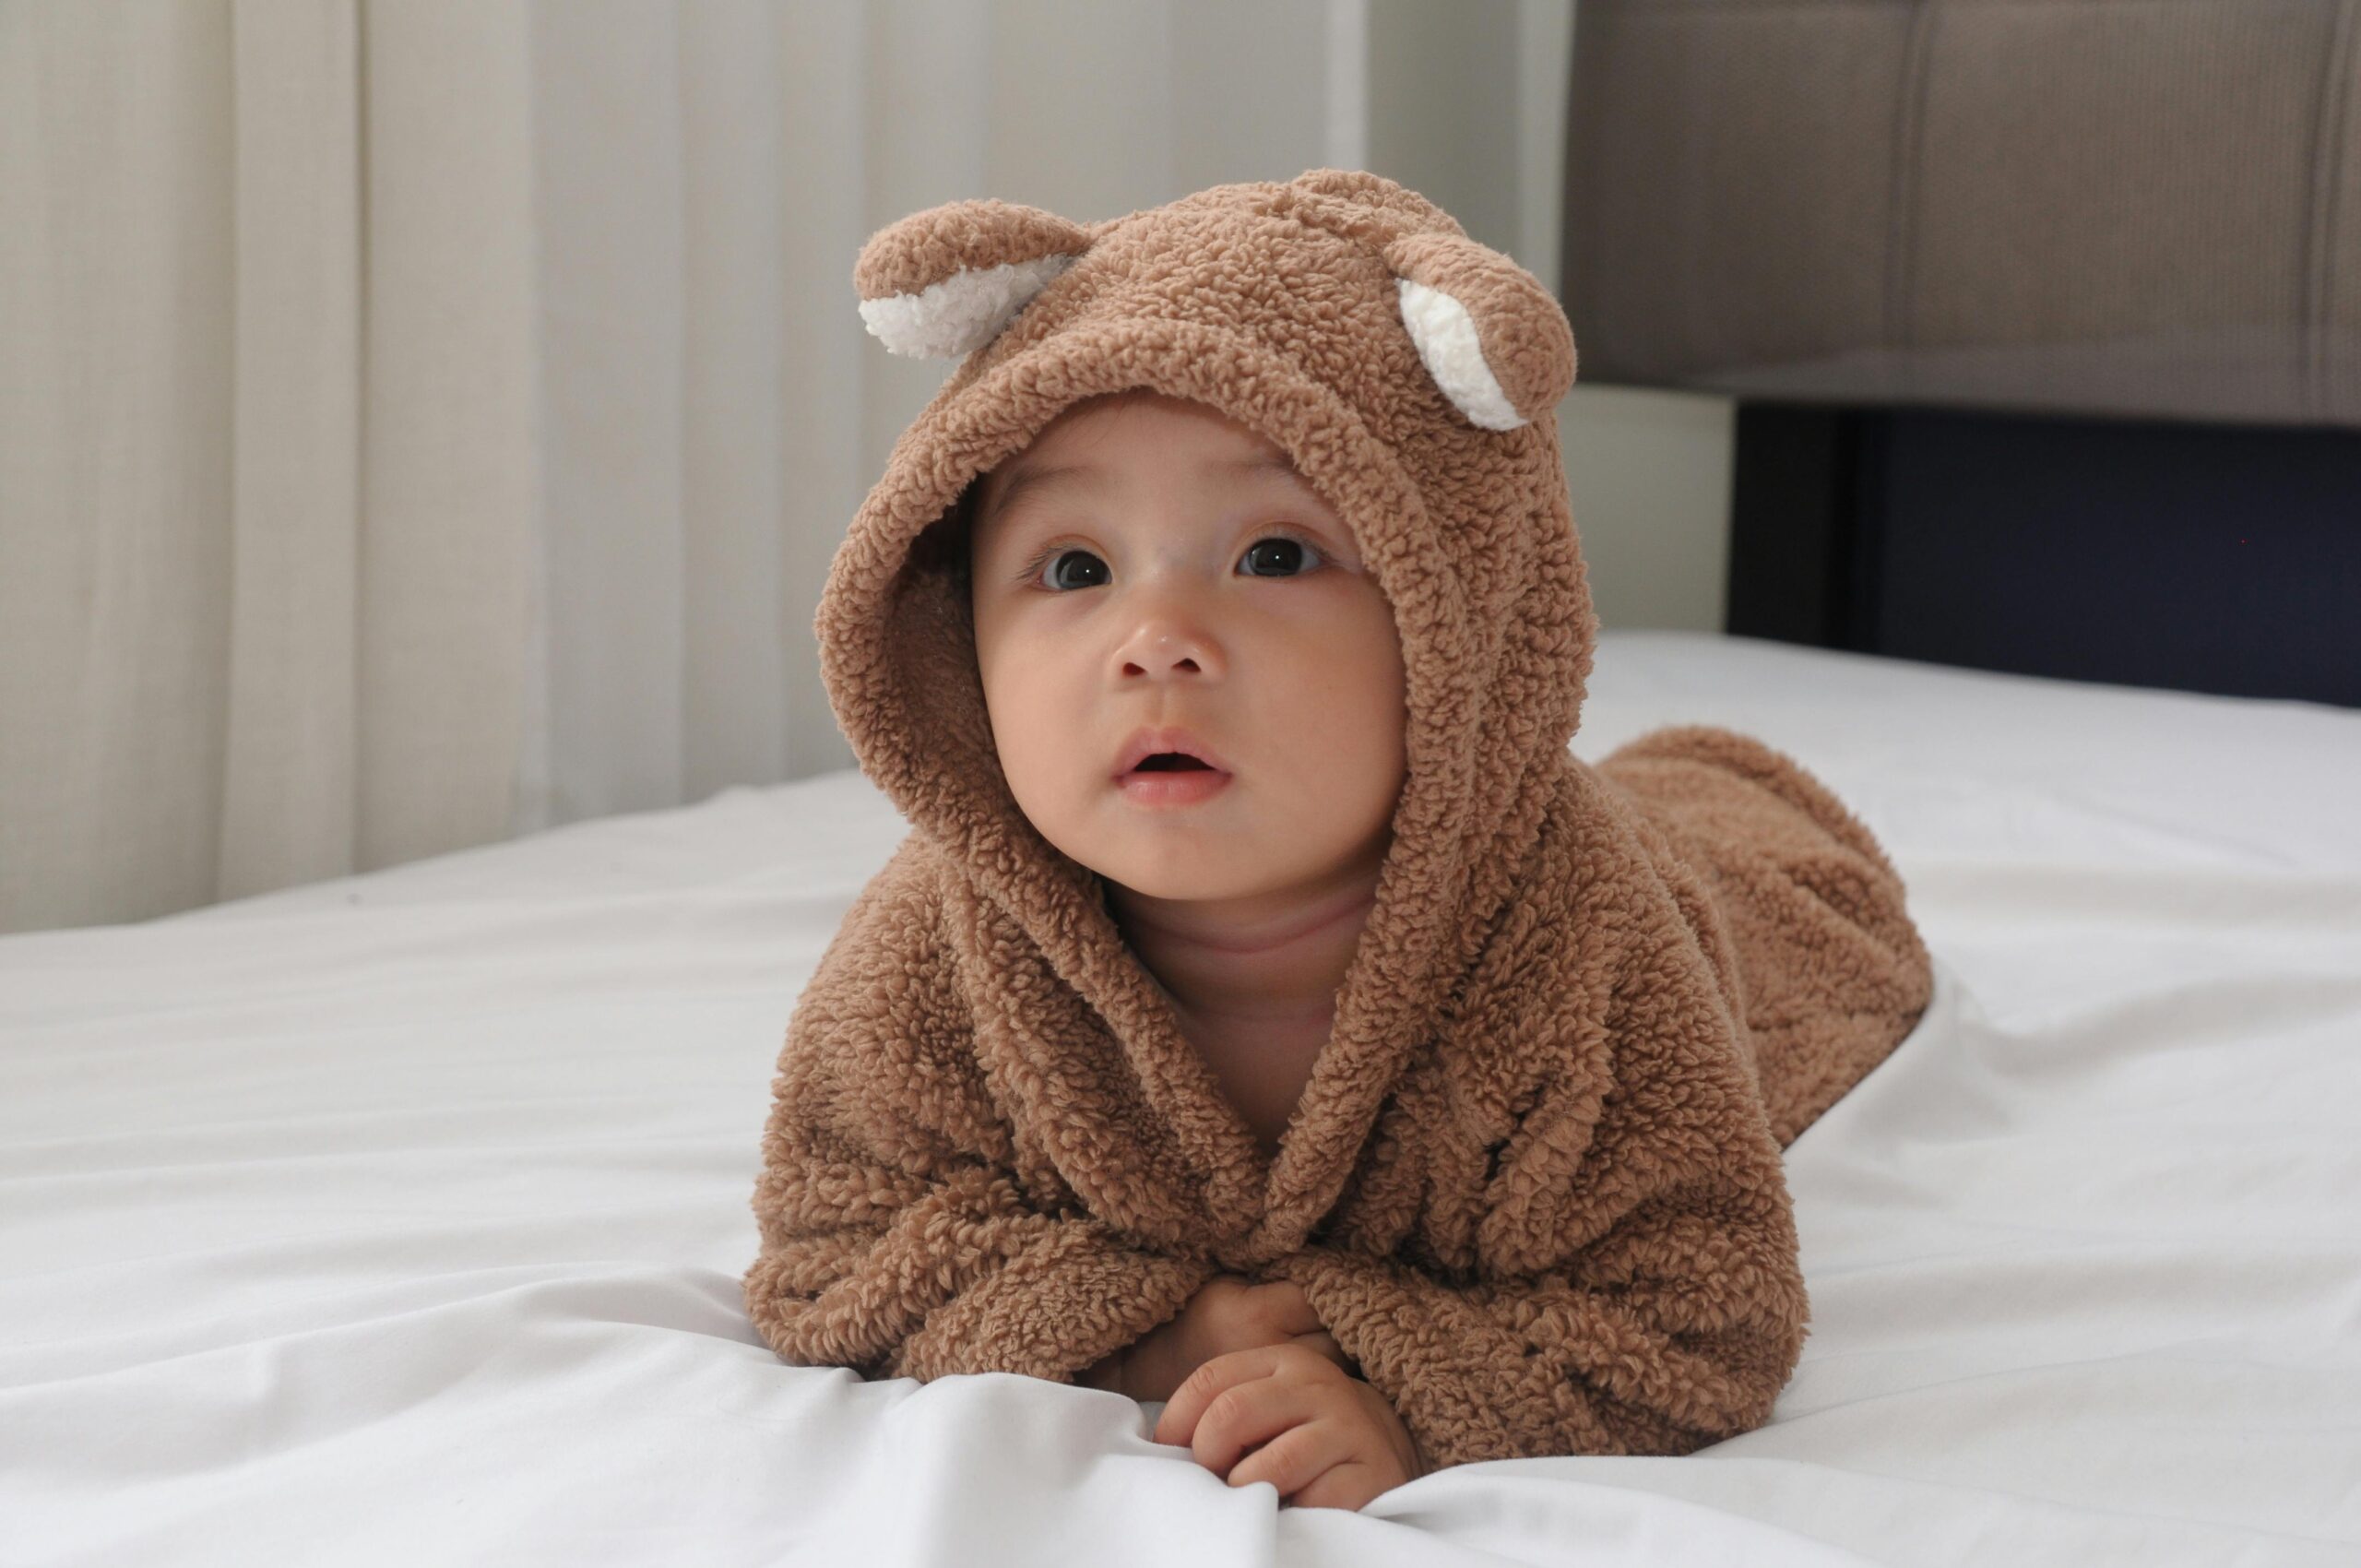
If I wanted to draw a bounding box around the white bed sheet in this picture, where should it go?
[5,630,2358,1567]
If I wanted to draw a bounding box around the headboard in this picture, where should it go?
[1559,0,2361,709]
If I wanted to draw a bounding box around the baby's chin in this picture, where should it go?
[1049,808,1389,906]
[1064,836,1257,903]
[1090,858,1260,906]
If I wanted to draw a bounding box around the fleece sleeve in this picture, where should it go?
[1264,912,1814,1472]
[742,845,1216,1384]
[1265,1203,1807,1472]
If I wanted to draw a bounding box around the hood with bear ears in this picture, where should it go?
[816,169,1591,1265]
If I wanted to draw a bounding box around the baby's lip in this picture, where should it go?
[1112,725,1234,778]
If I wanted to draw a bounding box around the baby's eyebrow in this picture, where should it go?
[982,464,1092,523]
[1227,451,1308,481]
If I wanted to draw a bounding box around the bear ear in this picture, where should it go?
[1382,232,1576,431]
[853,198,1094,360]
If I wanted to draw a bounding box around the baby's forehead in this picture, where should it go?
[979,422,1307,512]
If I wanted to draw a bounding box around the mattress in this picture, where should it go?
[5,630,2357,1567]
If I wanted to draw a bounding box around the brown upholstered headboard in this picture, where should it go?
[1559,0,2361,708]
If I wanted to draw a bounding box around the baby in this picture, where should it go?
[745,170,1932,1515]
[961,386,1425,1499]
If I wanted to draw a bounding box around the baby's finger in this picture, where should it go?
[1289,1329,1352,1373]
[1287,1458,1386,1514]
[1252,1280,1323,1336]
[1155,1343,1289,1447]
[1188,1372,1323,1480]
[1226,1420,1344,1500]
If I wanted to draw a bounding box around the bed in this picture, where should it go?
[6,627,2358,1566]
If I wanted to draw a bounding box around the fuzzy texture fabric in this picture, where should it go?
[743,170,1935,1471]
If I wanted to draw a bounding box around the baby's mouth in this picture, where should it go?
[1114,751,1235,804]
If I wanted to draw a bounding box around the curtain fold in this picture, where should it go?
[3,1,240,932]
[222,0,362,905]
[1,0,872,934]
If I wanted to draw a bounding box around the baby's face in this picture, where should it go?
[967,392,1408,905]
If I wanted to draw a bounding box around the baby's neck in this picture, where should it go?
[1106,864,1381,1038]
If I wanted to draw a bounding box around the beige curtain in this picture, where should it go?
[1,0,875,933]
[0,0,1571,935]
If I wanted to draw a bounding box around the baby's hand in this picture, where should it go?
[1096,1274,1350,1404]
[1153,1341,1424,1511]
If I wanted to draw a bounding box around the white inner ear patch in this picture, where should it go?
[1396,277,1526,431]
[858,254,1079,360]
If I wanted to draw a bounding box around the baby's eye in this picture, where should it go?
[1023,533,1326,593]
[1036,548,1110,592]
[1239,535,1321,578]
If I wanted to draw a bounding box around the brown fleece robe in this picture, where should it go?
[743,170,1934,1472]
